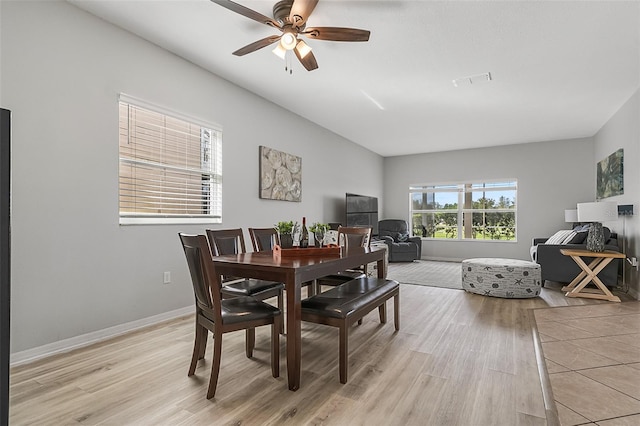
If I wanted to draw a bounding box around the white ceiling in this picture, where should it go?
[68,0,640,157]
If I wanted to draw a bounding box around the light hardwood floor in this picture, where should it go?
[9,283,635,425]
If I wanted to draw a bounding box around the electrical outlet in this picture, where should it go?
[628,257,638,268]
[163,271,171,284]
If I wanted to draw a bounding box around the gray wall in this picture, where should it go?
[594,89,640,298]
[383,138,596,261]
[1,1,383,354]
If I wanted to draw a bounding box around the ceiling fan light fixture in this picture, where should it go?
[280,31,297,50]
[272,43,287,59]
[295,39,312,58]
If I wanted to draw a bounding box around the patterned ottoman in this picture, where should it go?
[462,258,541,298]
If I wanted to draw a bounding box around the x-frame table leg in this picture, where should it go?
[561,255,621,302]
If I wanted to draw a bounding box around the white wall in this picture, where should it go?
[0,1,383,354]
[383,138,595,261]
[594,88,640,298]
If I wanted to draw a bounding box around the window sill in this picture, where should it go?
[119,217,222,226]
[421,238,518,243]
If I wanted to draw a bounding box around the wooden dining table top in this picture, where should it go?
[211,246,387,283]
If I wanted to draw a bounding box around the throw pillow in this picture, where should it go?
[568,230,588,244]
[561,231,578,244]
[545,230,576,245]
[396,232,409,242]
[566,226,612,244]
[530,245,538,262]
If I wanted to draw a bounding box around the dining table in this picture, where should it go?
[211,245,387,391]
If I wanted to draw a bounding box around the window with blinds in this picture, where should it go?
[118,97,222,224]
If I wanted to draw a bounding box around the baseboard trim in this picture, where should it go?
[422,256,464,263]
[10,306,193,367]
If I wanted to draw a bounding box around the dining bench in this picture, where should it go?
[301,277,400,383]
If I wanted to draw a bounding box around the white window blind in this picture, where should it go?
[118,97,222,225]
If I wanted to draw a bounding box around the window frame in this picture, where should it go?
[118,94,222,225]
[409,180,517,242]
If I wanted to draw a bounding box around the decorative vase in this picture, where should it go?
[280,233,294,249]
[586,222,605,252]
[314,231,324,247]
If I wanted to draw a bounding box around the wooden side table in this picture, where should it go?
[560,248,625,302]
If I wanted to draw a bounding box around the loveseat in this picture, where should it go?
[378,219,422,262]
[531,225,620,287]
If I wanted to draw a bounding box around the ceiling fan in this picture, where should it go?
[210,0,371,71]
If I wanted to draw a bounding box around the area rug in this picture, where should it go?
[386,260,462,290]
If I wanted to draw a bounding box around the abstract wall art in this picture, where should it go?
[259,146,302,202]
[596,148,624,200]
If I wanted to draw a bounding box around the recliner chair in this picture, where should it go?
[378,219,422,262]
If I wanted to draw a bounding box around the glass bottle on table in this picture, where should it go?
[300,217,309,248]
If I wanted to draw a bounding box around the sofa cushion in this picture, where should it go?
[393,242,418,253]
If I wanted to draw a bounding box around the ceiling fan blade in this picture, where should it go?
[289,0,319,29]
[294,46,318,71]
[232,35,281,56]
[210,0,281,29]
[303,27,370,42]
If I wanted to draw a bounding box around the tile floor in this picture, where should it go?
[534,301,640,426]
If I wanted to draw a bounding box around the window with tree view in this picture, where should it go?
[410,181,517,241]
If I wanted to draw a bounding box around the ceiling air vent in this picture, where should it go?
[452,72,492,87]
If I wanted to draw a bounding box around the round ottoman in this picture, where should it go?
[462,258,541,298]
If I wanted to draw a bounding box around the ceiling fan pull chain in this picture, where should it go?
[284,50,293,75]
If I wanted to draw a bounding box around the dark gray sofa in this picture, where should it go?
[378,219,422,262]
[531,226,620,287]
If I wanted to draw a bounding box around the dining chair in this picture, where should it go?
[248,227,280,252]
[178,233,281,399]
[248,227,316,297]
[316,226,372,293]
[206,228,284,315]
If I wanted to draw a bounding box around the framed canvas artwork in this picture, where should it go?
[596,148,623,200]
[259,146,302,202]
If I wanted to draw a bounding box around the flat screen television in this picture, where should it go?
[345,193,378,235]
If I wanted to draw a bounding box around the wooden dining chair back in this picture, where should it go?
[179,233,281,399]
[181,233,219,320]
[206,228,248,283]
[206,228,284,319]
[248,227,280,252]
[316,226,373,293]
[338,226,372,251]
[207,228,247,257]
